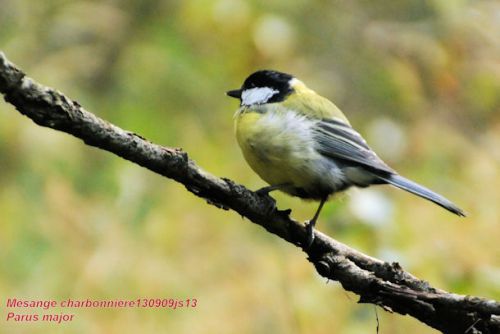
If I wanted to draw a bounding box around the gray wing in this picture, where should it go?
[313,119,394,174]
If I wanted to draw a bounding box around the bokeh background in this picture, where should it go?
[1,0,499,333]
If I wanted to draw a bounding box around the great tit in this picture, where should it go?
[227,70,465,246]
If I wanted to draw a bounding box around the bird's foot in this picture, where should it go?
[255,186,277,214]
[256,184,280,196]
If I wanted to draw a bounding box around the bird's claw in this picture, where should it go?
[255,187,272,197]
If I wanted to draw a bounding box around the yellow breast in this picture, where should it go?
[234,107,322,192]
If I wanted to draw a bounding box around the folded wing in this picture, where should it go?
[313,118,394,174]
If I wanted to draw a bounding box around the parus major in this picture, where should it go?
[227,70,465,246]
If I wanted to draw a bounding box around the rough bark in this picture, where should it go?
[1,52,498,333]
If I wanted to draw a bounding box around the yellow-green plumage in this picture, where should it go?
[228,69,465,232]
[234,79,350,199]
[281,79,349,122]
[235,108,302,191]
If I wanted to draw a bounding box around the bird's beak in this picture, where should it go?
[226,89,242,99]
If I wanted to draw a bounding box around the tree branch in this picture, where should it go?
[1,52,498,333]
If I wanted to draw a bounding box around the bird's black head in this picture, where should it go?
[227,70,294,106]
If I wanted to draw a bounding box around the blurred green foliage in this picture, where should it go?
[1,0,499,333]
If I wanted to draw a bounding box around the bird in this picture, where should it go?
[227,70,465,246]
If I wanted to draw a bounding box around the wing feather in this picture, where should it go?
[314,119,394,174]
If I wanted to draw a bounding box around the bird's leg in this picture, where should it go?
[255,183,290,196]
[305,196,327,247]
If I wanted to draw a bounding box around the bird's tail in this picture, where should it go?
[377,174,465,217]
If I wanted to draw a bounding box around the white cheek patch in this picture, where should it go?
[241,87,279,106]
